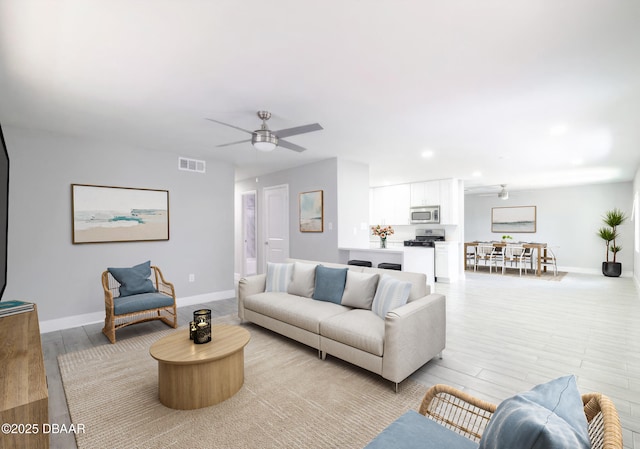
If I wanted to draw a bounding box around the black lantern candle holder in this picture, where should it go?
[193,309,211,344]
[189,321,196,340]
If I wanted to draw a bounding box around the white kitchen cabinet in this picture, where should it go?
[403,247,435,289]
[410,181,440,207]
[435,241,459,282]
[369,184,410,225]
[439,179,459,225]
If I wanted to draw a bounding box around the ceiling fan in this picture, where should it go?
[497,184,509,200]
[466,184,511,200]
[206,111,323,153]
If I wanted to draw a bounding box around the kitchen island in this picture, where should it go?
[338,246,435,288]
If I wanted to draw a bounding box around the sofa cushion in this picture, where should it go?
[365,410,479,449]
[108,260,156,297]
[478,375,590,449]
[265,262,294,292]
[113,292,174,315]
[320,309,384,356]
[288,262,317,298]
[244,292,350,334]
[371,274,412,318]
[313,265,348,304]
[341,271,379,309]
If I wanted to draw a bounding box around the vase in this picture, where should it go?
[380,238,386,249]
[602,261,622,277]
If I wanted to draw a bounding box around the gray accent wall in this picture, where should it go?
[234,157,370,276]
[465,181,634,274]
[3,126,235,323]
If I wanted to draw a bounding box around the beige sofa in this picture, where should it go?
[238,259,446,390]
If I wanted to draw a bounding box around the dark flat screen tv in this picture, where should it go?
[0,123,9,300]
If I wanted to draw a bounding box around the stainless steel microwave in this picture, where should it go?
[410,206,440,224]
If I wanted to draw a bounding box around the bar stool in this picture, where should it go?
[348,260,372,267]
[378,263,401,271]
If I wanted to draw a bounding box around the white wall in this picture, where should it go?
[4,126,236,326]
[633,167,640,285]
[465,182,634,274]
[337,159,369,248]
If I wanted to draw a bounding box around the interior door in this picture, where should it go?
[262,184,289,269]
[241,191,257,277]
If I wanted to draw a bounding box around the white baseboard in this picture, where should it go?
[39,289,236,334]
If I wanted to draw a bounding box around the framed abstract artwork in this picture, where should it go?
[491,205,537,233]
[71,184,169,243]
[299,190,323,232]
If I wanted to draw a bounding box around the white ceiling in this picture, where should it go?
[1,1,639,192]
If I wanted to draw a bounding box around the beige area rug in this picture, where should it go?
[58,315,427,449]
[471,265,567,281]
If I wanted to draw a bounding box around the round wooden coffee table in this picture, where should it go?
[149,324,251,410]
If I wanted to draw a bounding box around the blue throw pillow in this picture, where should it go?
[108,261,156,297]
[265,262,294,292]
[478,375,590,449]
[371,274,411,318]
[312,265,348,304]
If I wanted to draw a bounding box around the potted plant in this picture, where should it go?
[597,208,627,277]
[501,235,513,243]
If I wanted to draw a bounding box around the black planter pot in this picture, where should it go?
[602,262,622,277]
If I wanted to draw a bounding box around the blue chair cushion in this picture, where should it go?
[365,410,479,449]
[113,292,174,316]
[108,260,156,297]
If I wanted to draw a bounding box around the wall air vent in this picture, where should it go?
[178,157,206,173]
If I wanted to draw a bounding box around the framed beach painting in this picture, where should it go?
[491,205,536,233]
[72,184,169,243]
[299,190,323,232]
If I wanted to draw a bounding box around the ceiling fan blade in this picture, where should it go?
[205,118,253,135]
[273,123,323,139]
[278,139,307,153]
[216,139,251,148]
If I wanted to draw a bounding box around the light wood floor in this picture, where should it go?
[42,272,640,449]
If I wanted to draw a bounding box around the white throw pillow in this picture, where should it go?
[287,262,317,297]
[265,262,294,292]
[341,271,379,309]
[371,274,412,318]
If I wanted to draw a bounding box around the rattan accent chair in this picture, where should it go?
[102,265,177,343]
[419,384,623,449]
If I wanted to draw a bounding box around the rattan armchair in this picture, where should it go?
[419,384,623,449]
[102,265,177,343]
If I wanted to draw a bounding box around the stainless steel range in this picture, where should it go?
[403,229,446,247]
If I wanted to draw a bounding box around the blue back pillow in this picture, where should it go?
[108,260,157,297]
[312,265,348,304]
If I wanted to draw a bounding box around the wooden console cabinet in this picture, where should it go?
[0,306,49,449]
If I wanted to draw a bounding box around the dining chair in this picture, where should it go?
[540,247,559,276]
[475,244,499,273]
[465,245,477,270]
[502,244,527,276]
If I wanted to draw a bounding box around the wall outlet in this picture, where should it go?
[188,274,195,282]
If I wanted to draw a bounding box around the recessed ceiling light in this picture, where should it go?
[472,171,482,177]
[421,149,434,159]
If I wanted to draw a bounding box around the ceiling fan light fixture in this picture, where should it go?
[252,130,278,152]
[498,185,509,200]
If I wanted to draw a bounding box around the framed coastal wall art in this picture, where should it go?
[491,205,537,233]
[299,190,323,232]
[71,184,169,243]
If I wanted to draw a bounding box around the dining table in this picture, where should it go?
[464,241,549,276]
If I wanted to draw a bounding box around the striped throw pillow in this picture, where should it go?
[371,274,412,318]
[265,262,294,292]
